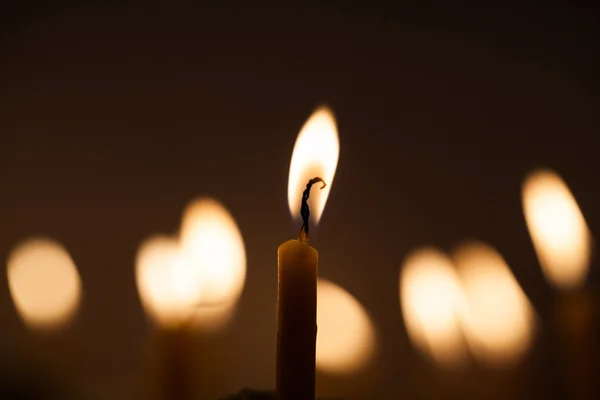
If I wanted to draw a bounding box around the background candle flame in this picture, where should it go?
[135,236,201,328]
[180,198,246,311]
[453,242,535,366]
[7,238,82,330]
[136,198,246,330]
[288,106,339,225]
[522,169,591,290]
[316,279,376,374]
[400,248,469,368]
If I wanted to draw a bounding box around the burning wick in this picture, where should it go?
[299,177,327,244]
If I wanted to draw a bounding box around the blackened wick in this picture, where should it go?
[299,177,327,243]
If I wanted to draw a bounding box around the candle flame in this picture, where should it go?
[453,242,535,366]
[288,107,339,225]
[522,169,591,290]
[7,238,82,330]
[316,279,376,374]
[400,248,469,368]
[180,197,246,329]
[136,236,201,327]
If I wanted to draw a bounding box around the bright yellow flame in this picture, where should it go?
[180,197,246,327]
[453,242,535,366]
[7,238,82,330]
[135,236,202,327]
[522,169,591,290]
[288,107,340,224]
[400,248,468,368]
[316,279,376,374]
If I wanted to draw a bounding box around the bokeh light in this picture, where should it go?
[522,169,591,290]
[180,197,246,328]
[136,236,201,328]
[316,279,376,374]
[400,248,469,368]
[7,238,82,330]
[453,242,535,366]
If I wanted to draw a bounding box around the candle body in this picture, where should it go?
[556,290,597,400]
[277,239,318,400]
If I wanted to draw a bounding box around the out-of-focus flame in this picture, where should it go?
[136,236,202,327]
[522,169,591,290]
[400,248,468,368]
[288,107,339,224]
[453,242,535,366]
[180,197,246,328]
[316,279,375,374]
[7,238,82,330]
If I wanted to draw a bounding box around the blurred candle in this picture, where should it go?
[6,237,83,391]
[400,248,469,367]
[179,197,247,398]
[453,242,536,400]
[522,169,595,400]
[179,197,246,331]
[453,242,535,367]
[278,107,339,400]
[315,279,376,399]
[136,236,200,400]
[7,238,82,331]
[400,248,469,399]
[136,198,246,400]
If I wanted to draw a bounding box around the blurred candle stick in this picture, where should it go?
[522,169,595,400]
[278,107,339,400]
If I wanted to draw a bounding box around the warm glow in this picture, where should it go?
[136,236,202,327]
[453,242,535,366]
[316,279,375,374]
[288,106,340,224]
[7,238,82,330]
[522,169,591,290]
[400,248,468,368]
[179,197,246,328]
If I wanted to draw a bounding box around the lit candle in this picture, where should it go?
[278,107,339,400]
[6,237,83,396]
[136,236,200,400]
[399,247,470,399]
[522,169,595,400]
[136,198,246,400]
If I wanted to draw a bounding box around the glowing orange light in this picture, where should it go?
[522,169,591,290]
[288,107,339,224]
[180,197,246,329]
[316,279,376,374]
[453,242,535,366]
[7,238,82,330]
[400,248,468,368]
[135,236,201,327]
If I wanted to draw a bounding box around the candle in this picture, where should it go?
[136,236,200,400]
[278,107,339,400]
[6,237,83,390]
[452,241,535,400]
[522,169,595,400]
[400,248,470,399]
[136,198,246,400]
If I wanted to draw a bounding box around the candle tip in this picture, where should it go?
[299,177,326,243]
